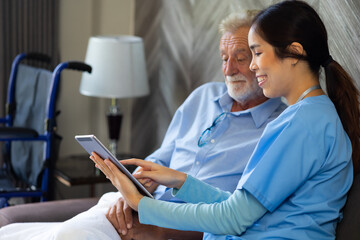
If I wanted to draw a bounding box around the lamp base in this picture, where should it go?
[109,139,118,157]
[107,99,122,156]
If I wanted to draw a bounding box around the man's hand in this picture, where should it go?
[106,197,133,236]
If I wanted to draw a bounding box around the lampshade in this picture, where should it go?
[80,35,149,99]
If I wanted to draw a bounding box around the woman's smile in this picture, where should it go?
[256,75,267,87]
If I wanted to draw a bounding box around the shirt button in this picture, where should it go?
[210,139,215,143]
[196,161,200,165]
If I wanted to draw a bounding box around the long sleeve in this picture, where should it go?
[172,175,232,203]
[138,177,266,236]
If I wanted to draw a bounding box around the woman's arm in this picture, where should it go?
[91,154,266,235]
[172,174,232,203]
[139,189,266,236]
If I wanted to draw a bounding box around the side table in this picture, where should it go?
[55,153,137,197]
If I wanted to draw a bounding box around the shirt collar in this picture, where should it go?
[214,92,283,128]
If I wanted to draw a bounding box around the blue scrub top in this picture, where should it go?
[235,95,353,239]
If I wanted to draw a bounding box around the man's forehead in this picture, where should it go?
[220,37,248,46]
[220,36,249,54]
[220,28,250,50]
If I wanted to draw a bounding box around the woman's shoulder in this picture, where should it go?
[283,95,336,119]
[296,95,339,123]
[269,95,340,135]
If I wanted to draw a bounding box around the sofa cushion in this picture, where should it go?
[0,197,99,228]
[336,173,360,239]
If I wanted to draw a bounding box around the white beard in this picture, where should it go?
[225,74,263,103]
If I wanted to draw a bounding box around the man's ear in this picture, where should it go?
[288,42,305,66]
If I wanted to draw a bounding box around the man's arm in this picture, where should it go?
[121,213,203,240]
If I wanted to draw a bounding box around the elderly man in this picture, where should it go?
[0,11,286,240]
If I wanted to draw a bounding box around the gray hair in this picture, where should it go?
[219,10,260,35]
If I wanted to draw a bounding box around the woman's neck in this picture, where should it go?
[285,65,324,105]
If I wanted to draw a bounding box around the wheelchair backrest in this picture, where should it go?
[11,64,53,186]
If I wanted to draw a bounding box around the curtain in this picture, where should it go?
[0,0,59,163]
[132,0,360,158]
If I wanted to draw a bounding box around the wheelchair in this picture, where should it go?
[0,52,92,207]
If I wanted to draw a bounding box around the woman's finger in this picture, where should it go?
[90,154,143,211]
[103,159,140,192]
[144,181,154,188]
[121,159,155,169]
[90,153,114,179]
[105,159,126,178]
[132,169,158,180]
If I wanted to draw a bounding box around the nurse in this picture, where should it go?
[91,1,360,239]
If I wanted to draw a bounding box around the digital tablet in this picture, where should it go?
[75,134,153,198]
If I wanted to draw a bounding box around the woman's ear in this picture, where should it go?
[288,42,305,66]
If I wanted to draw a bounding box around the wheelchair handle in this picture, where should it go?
[25,52,52,63]
[67,61,92,73]
[46,61,92,121]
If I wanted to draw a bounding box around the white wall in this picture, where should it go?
[58,0,134,158]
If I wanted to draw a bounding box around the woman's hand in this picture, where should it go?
[90,152,143,211]
[121,159,187,190]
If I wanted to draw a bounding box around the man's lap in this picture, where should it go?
[0,192,204,240]
[0,192,121,240]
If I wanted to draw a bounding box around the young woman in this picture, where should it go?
[92,1,360,239]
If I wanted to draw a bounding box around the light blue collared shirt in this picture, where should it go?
[145,82,286,201]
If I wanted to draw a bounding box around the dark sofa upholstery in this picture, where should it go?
[0,197,98,228]
[335,173,360,240]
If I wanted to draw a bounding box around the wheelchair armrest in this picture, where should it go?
[0,127,38,139]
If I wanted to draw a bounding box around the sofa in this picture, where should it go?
[0,174,359,239]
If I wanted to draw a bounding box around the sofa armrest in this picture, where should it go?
[0,198,99,228]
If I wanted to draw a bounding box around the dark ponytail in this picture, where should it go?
[252,0,360,174]
[325,61,360,174]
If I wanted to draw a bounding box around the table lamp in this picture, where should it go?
[80,35,149,156]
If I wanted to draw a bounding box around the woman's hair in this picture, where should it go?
[252,0,360,174]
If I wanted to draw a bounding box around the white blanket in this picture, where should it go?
[0,192,122,240]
